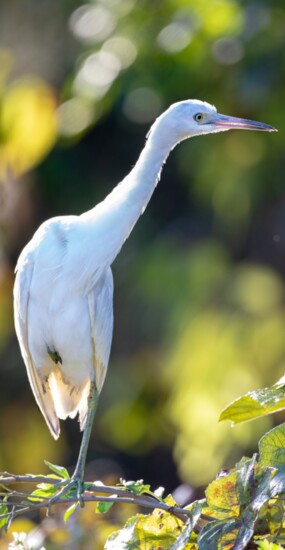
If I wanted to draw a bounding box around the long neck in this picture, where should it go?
[104,123,176,217]
[83,123,179,262]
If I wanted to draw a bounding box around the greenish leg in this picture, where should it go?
[48,382,99,507]
[72,381,99,499]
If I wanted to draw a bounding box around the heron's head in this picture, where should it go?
[151,99,276,144]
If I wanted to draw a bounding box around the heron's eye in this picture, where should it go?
[194,113,204,123]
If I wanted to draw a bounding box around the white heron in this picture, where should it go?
[13,100,276,497]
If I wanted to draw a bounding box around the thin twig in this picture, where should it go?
[0,472,191,524]
[0,494,190,522]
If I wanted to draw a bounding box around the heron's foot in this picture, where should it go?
[48,474,85,511]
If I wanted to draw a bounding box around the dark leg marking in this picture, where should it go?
[47,347,62,365]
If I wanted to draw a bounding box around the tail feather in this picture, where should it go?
[49,371,90,429]
[37,381,60,440]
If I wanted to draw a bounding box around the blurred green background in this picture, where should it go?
[0,0,284,545]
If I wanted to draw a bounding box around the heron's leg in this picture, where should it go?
[72,381,99,497]
[48,382,99,506]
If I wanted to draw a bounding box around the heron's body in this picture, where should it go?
[13,99,275,490]
[14,215,114,437]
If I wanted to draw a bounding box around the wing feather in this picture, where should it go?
[14,252,60,439]
[79,268,114,429]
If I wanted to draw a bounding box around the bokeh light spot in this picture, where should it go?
[102,36,137,69]
[74,51,121,99]
[57,98,94,137]
[229,265,284,315]
[202,0,243,37]
[99,0,135,16]
[244,4,270,39]
[70,4,116,43]
[157,22,192,53]
[212,37,244,65]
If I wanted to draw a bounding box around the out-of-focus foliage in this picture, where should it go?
[0,262,13,352]
[130,243,285,483]
[0,52,57,181]
[0,78,57,180]
[0,0,284,545]
[0,503,130,549]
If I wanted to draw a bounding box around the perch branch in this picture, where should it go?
[0,471,192,524]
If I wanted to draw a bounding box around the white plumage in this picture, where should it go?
[14,216,114,438]
[13,100,275,490]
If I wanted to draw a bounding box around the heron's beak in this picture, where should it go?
[211,113,277,132]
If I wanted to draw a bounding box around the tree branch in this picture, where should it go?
[0,471,191,525]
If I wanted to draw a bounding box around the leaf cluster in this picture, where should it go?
[105,423,285,549]
[2,385,285,548]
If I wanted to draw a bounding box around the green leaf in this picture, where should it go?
[64,502,79,523]
[251,466,275,511]
[96,500,114,514]
[259,424,285,468]
[170,501,201,549]
[236,455,256,507]
[0,502,8,529]
[232,508,256,549]
[28,483,58,501]
[105,515,144,549]
[5,508,15,532]
[198,518,237,550]
[198,508,256,550]
[44,460,70,479]
[220,384,285,425]
[269,466,285,497]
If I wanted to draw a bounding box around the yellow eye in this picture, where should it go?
[194,113,204,123]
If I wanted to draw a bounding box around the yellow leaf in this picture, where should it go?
[220,384,285,425]
[0,78,57,178]
[205,472,240,517]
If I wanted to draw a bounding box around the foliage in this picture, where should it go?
[0,73,57,181]
[3,392,285,549]
[105,445,285,549]
[220,378,285,425]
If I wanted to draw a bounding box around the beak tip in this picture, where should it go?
[266,126,278,133]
